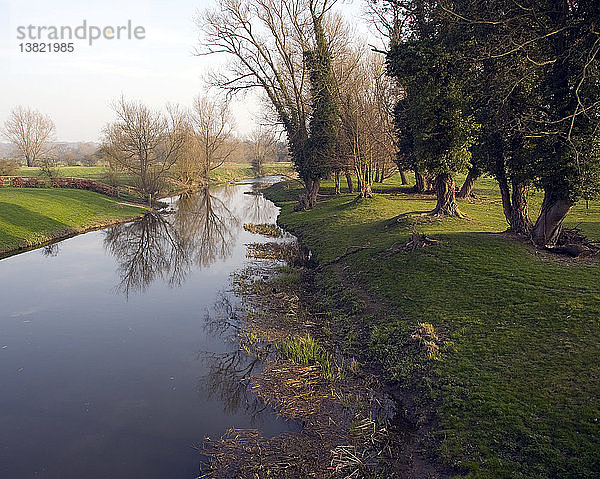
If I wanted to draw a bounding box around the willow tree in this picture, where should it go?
[102,97,187,203]
[198,0,340,210]
[338,51,400,198]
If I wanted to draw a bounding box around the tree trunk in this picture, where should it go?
[400,170,409,185]
[361,182,373,198]
[497,175,533,235]
[431,173,461,216]
[295,178,321,211]
[345,169,353,193]
[374,165,380,183]
[414,168,429,193]
[531,189,573,246]
[26,156,32,168]
[509,181,533,234]
[457,167,480,198]
[497,174,513,226]
[334,170,341,194]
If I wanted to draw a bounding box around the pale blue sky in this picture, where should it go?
[1,0,375,141]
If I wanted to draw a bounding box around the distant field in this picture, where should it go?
[13,163,295,188]
[0,188,145,255]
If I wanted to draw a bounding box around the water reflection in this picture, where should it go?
[104,188,239,296]
[198,293,271,419]
[41,243,60,257]
[175,188,238,267]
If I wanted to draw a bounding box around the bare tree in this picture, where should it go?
[102,97,187,203]
[2,106,55,167]
[191,95,236,184]
[247,127,277,177]
[197,0,341,209]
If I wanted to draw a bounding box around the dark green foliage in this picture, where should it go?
[386,3,478,213]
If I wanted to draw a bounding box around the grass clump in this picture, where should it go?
[243,223,283,237]
[280,334,334,379]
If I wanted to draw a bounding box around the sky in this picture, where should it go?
[0,0,377,142]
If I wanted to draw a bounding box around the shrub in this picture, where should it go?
[0,159,20,176]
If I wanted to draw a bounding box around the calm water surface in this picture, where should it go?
[0,179,295,478]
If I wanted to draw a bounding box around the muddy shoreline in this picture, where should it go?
[199,236,449,478]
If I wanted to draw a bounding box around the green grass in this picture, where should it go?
[14,163,295,189]
[16,166,108,180]
[280,334,335,379]
[264,174,600,478]
[209,162,294,185]
[0,187,145,255]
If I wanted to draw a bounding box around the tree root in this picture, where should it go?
[384,228,439,255]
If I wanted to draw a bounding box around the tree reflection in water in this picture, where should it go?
[104,187,238,296]
[197,292,269,419]
[175,188,238,267]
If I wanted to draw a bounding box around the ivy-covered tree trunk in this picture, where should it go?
[344,168,353,193]
[296,7,338,210]
[457,167,480,198]
[531,189,573,245]
[432,173,461,216]
[296,177,321,211]
[414,168,429,193]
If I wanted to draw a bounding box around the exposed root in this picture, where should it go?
[543,226,600,257]
[385,228,439,255]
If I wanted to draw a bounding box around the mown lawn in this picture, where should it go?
[264,175,600,478]
[0,187,144,255]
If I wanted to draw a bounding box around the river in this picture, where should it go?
[0,178,297,478]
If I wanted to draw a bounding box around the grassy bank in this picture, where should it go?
[0,187,145,256]
[264,176,600,478]
[208,162,294,185]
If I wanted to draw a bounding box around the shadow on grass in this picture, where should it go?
[0,202,69,238]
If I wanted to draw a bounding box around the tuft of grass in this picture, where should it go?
[280,334,334,379]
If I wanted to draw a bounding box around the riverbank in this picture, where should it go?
[0,188,146,257]
[262,177,600,478]
[13,162,295,190]
[0,163,295,258]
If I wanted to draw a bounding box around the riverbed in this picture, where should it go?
[0,178,296,478]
